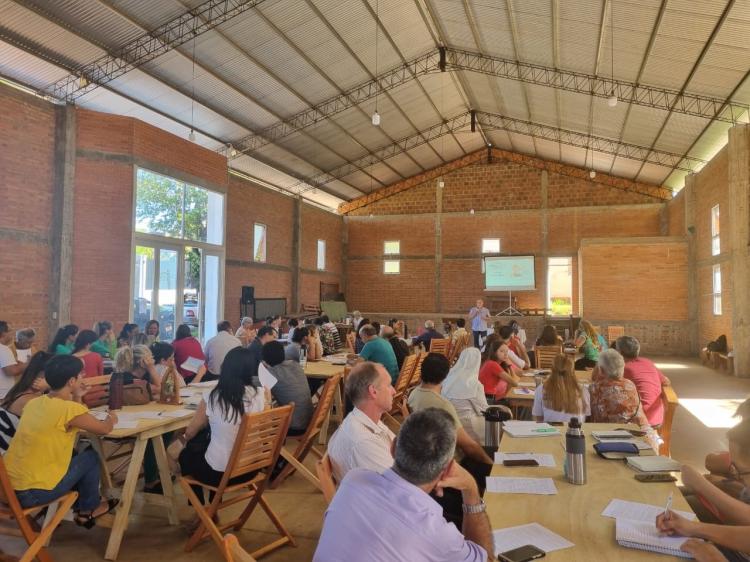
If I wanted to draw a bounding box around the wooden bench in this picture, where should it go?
[702,350,735,375]
[658,386,679,457]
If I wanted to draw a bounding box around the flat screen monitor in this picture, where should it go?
[484,255,536,291]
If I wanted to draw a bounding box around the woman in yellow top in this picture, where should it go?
[5,355,119,528]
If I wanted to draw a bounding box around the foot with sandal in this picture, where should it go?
[74,498,119,529]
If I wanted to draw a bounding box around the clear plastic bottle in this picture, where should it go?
[300,345,307,368]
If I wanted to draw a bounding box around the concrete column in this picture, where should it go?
[49,104,76,336]
[341,216,349,297]
[728,124,750,377]
[291,196,302,313]
[540,170,549,311]
[435,178,443,312]
[683,173,699,355]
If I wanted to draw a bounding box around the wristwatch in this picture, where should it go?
[462,500,486,514]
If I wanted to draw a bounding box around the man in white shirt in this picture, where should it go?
[327,361,396,482]
[0,321,26,398]
[204,320,242,378]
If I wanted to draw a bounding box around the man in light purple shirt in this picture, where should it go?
[314,408,493,562]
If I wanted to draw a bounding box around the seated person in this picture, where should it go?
[318,315,343,355]
[327,362,395,481]
[408,353,493,527]
[411,320,444,351]
[306,324,323,361]
[616,335,671,427]
[351,325,399,384]
[12,328,37,363]
[286,318,299,342]
[574,319,608,370]
[150,341,186,387]
[442,348,491,444]
[381,325,408,371]
[705,399,750,494]
[284,327,309,363]
[113,345,162,397]
[535,324,563,347]
[5,355,118,528]
[248,326,277,381]
[72,330,104,378]
[0,321,28,397]
[91,321,117,359]
[262,341,313,436]
[506,321,531,368]
[172,324,206,384]
[0,351,52,454]
[116,323,139,348]
[48,324,79,355]
[451,318,469,344]
[532,354,590,423]
[314,408,493,562]
[234,317,256,348]
[482,328,526,370]
[478,340,520,402]
[179,347,269,504]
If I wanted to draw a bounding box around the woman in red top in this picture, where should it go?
[72,330,104,378]
[479,339,520,402]
[171,324,206,384]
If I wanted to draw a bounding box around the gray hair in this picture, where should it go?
[616,336,640,360]
[15,328,36,346]
[598,349,625,379]
[359,324,377,338]
[241,317,253,326]
[425,320,435,329]
[394,408,456,485]
[345,361,381,405]
[380,325,394,338]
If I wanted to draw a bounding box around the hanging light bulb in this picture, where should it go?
[188,129,196,142]
[608,91,618,107]
[589,169,597,179]
[78,75,89,89]
[372,111,381,126]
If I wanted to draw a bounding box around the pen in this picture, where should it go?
[663,492,673,520]
[531,428,557,433]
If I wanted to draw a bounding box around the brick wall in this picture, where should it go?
[666,190,686,237]
[0,84,56,345]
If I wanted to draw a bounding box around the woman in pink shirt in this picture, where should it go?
[172,324,206,384]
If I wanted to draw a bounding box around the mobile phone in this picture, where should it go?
[503,459,540,467]
[498,545,546,562]
[634,473,677,483]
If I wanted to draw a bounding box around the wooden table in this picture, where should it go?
[486,423,692,561]
[304,360,347,443]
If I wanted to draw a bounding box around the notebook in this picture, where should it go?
[615,518,693,558]
[503,421,560,438]
[626,456,682,473]
[592,430,634,440]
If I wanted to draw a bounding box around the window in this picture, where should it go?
[711,205,720,256]
[482,238,501,254]
[133,168,224,342]
[547,257,573,316]
[317,240,326,271]
[253,223,267,263]
[383,241,400,255]
[713,264,722,315]
[384,260,400,274]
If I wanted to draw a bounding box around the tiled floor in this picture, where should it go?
[1,357,748,562]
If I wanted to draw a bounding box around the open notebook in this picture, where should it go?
[615,519,693,559]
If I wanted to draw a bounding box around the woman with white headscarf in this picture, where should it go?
[441,347,489,444]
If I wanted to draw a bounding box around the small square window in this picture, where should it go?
[253,223,266,262]
[482,238,501,254]
[713,264,722,316]
[384,260,400,274]
[384,241,400,255]
[317,240,326,271]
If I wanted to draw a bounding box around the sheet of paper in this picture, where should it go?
[486,477,557,495]
[602,499,696,522]
[179,390,193,397]
[493,523,574,555]
[258,363,278,390]
[494,452,556,467]
[160,409,194,418]
[113,420,138,429]
[180,356,204,374]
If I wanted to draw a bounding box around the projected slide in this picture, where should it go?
[484,256,536,291]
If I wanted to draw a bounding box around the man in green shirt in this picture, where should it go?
[355,325,399,383]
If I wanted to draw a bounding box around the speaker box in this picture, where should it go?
[241,286,255,304]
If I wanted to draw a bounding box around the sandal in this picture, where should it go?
[74,498,119,529]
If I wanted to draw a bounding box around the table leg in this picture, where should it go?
[318,382,343,445]
[104,438,147,561]
[88,436,114,495]
[151,435,179,525]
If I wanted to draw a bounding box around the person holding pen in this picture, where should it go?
[468,299,491,348]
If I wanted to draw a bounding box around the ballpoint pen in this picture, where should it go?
[663,492,673,521]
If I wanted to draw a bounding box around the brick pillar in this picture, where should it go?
[683,173,699,354]
[728,124,750,377]
[291,196,302,313]
[435,178,443,312]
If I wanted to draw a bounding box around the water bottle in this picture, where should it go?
[299,345,307,368]
[565,417,587,485]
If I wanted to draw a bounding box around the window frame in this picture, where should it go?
[383,240,401,255]
[384,260,400,275]
[317,239,326,271]
[713,264,722,316]
[481,238,501,254]
[546,256,574,317]
[253,223,267,263]
[711,204,720,256]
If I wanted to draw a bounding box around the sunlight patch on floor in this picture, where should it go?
[654,362,689,369]
[679,398,744,428]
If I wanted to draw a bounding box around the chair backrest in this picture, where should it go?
[315,453,337,505]
[447,333,470,365]
[223,534,258,562]
[83,374,111,408]
[224,405,294,481]
[394,354,417,395]
[607,325,625,343]
[535,346,562,370]
[0,455,24,518]
[408,353,427,388]
[658,386,679,456]
[346,332,356,354]
[429,338,450,356]
[297,374,342,445]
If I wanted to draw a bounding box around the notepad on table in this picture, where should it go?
[602,499,696,522]
[503,421,560,438]
[486,477,557,495]
[494,453,556,467]
[626,456,682,472]
[493,523,574,555]
[615,518,694,558]
[592,430,634,440]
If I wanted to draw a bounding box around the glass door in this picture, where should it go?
[203,251,222,341]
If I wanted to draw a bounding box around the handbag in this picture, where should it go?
[123,380,152,406]
[593,441,639,460]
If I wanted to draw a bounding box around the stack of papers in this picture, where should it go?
[494,453,556,467]
[486,477,557,495]
[503,421,560,438]
[493,523,574,555]
[626,456,682,473]
[602,499,696,522]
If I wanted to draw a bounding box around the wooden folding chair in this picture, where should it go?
[181,405,295,560]
[658,386,679,457]
[388,354,417,417]
[0,457,77,562]
[223,534,258,562]
[346,332,356,354]
[315,454,338,505]
[534,346,562,370]
[429,338,450,356]
[270,375,342,490]
[407,352,427,390]
[447,333,470,365]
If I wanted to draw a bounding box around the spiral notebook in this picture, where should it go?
[615,519,694,558]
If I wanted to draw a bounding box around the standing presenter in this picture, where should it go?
[469,299,491,348]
